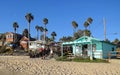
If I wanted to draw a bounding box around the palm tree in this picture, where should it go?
[35,25,40,40]
[13,22,19,33]
[39,26,44,40]
[22,29,29,37]
[84,21,89,29]
[51,31,57,41]
[39,26,44,33]
[72,21,78,33]
[87,17,93,24]
[25,13,34,41]
[43,18,48,43]
[13,22,19,43]
[84,29,91,36]
[84,17,93,29]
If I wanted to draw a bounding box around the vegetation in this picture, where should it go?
[43,18,48,42]
[13,22,19,43]
[25,13,34,41]
[56,56,109,63]
[51,31,57,41]
[35,25,40,40]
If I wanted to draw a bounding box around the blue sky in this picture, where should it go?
[0,0,120,41]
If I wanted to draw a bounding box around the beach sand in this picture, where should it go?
[0,56,120,75]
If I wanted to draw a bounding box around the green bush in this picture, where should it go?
[0,46,6,53]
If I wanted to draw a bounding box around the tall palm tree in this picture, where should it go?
[13,22,19,33]
[39,26,44,32]
[43,18,48,43]
[35,25,40,40]
[13,22,19,43]
[84,21,89,29]
[51,31,57,41]
[25,13,34,41]
[39,26,44,40]
[87,17,93,24]
[72,21,78,33]
[22,29,29,37]
[84,17,93,29]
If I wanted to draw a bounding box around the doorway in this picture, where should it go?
[82,44,88,56]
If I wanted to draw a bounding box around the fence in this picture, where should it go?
[108,51,120,60]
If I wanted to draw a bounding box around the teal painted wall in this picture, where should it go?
[102,42,116,59]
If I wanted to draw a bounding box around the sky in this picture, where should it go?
[0,0,120,41]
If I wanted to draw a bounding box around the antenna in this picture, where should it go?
[103,18,106,41]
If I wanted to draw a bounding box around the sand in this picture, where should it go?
[0,56,120,75]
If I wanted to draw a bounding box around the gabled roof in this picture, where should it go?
[74,36,100,42]
[63,36,100,45]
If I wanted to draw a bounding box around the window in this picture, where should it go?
[93,44,96,51]
[112,47,114,51]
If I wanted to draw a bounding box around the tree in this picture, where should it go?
[84,17,93,29]
[0,33,6,46]
[43,18,48,43]
[83,30,91,37]
[84,21,89,29]
[25,13,34,41]
[87,17,93,24]
[13,22,19,33]
[35,25,40,40]
[39,26,44,40]
[112,38,120,44]
[59,36,73,42]
[72,21,78,34]
[22,29,29,38]
[51,31,57,41]
[83,17,93,36]
[13,22,19,42]
[73,29,83,40]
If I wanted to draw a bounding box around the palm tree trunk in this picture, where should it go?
[28,23,30,49]
[37,30,38,40]
[44,25,46,43]
[14,29,16,43]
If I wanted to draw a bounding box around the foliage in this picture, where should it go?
[56,56,71,61]
[84,17,93,29]
[22,29,29,38]
[84,21,89,29]
[84,29,91,36]
[51,31,57,41]
[0,46,6,53]
[112,38,119,44]
[43,18,48,25]
[72,21,78,29]
[13,22,19,33]
[56,56,109,63]
[25,13,34,23]
[59,36,73,42]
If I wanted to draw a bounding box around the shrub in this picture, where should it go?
[0,46,6,53]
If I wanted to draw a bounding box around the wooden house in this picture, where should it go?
[62,36,116,59]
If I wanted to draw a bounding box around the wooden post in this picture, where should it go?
[108,52,111,62]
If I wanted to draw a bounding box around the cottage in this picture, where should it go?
[62,36,116,59]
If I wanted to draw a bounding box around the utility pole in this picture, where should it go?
[103,18,106,41]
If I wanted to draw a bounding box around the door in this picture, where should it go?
[82,44,88,56]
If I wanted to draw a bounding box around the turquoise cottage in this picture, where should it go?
[62,36,116,60]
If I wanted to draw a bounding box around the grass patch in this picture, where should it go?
[56,56,109,63]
